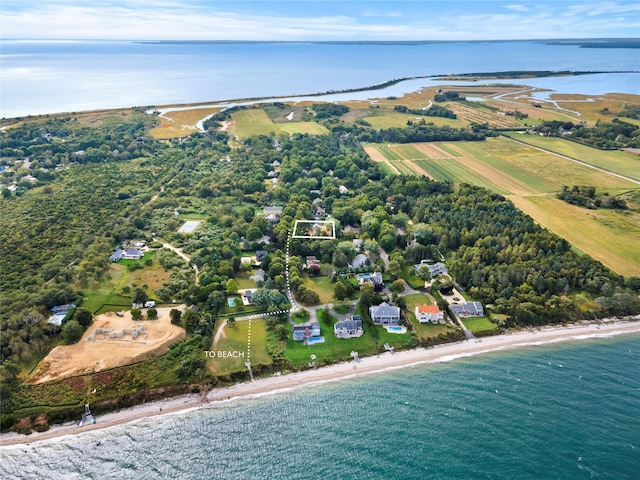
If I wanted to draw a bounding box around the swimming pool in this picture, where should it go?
[306,336,325,345]
[387,326,404,333]
[227,298,236,307]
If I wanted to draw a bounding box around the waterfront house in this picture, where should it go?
[334,316,363,339]
[369,302,401,326]
[450,302,484,317]
[415,304,444,324]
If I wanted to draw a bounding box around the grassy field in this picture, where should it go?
[363,112,464,129]
[462,317,498,333]
[80,256,172,313]
[278,122,329,135]
[304,275,336,303]
[509,195,640,277]
[208,318,271,375]
[230,109,281,138]
[502,133,640,181]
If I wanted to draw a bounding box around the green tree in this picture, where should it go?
[334,281,348,300]
[170,308,182,325]
[131,308,142,320]
[133,287,148,305]
[73,307,93,327]
[61,320,84,344]
[227,317,236,327]
[274,323,289,340]
[226,278,239,295]
[147,307,158,319]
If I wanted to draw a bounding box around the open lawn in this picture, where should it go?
[230,109,281,138]
[502,133,640,182]
[303,275,335,303]
[208,318,271,375]
[461,316,498,333]
[235,272,258,289]
[80,257,171,314]
[278,122,329,135]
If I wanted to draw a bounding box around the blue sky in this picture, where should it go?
[1,1,639,41]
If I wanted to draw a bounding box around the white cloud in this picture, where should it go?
[1,1,638,40]
[504,4,529,13]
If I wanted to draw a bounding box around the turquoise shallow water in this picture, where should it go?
[2,333,639,479]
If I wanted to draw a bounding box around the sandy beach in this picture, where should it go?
[2,318,639,447]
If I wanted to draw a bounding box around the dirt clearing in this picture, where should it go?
[28,308,186,384]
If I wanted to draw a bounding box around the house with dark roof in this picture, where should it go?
[122,249,143,260]
[334,316,363,339]
[450,302,484,318]
[292,321,321,342]
[256,250,268,262]
[369,302,401,326]
[109,248,124,262]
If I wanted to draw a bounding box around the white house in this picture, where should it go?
[414,260,448,277]
[369,302,401,326]
[415,304,444,324]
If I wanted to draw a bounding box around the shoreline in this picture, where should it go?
[1,318,639,447]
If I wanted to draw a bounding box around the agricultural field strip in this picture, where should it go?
[455,141,559,193]
[460,138,637,192]
[509,196,640,277]
[504,135,640,185]
[447,103,521,128]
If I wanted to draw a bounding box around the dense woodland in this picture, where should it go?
[2,103,640,429]
[535,118,640,149]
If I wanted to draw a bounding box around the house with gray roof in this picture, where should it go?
[450,302,484,318]
[109,248,124,262]
[357,272,383,285]
[334,316,363,339]
[369,302,401,326]
[414,260,448,277]
[350,253,368,269]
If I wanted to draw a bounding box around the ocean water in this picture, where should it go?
[1,40,639,118]
[2,333,639,479]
